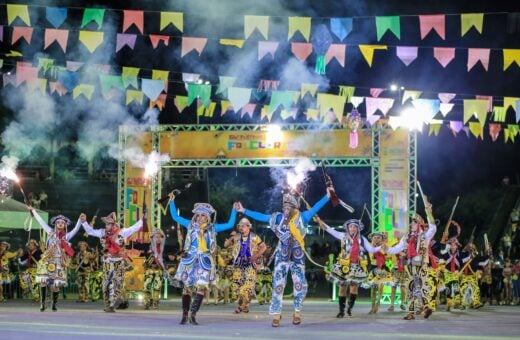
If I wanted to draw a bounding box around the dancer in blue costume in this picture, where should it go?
[235,184,334,327]
[169,193,237,325]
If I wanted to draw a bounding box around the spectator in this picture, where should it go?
[38,191,48,209]
[512,259,520,305]
[503,234,512,258]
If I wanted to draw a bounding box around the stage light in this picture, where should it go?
[399,108,424,131]
[205,81,210,85]
[400,86,405,90]
[390,84,398,91]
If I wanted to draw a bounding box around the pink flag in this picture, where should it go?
[396,46,418,66]
[325,44,346,66]
[16,64,38,86]
[181,37,208,57]
[370,88,385,98]
[419,15,445,40]
[434,47,455,67]
[488,123,501,141]
[438,92,456,103]
[44,29,68,52]
[149,35,169,49]
[66,61,84,71]
[12,26,33,44]
[467,48,490,71]
[366,97,395,116]
[240,103,256,118]
[449,121,464,136]
[116,33,137,52]
[258,80,279,91]
[291,42,313,61]
[476,95,493,112]
[258,41,279,60]
[123,10,144,34]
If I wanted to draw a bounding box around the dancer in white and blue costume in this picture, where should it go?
[169,194,237,325]
[236,187,333,327]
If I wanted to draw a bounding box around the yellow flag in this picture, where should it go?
[428,122,442,136]
[244,16,269,39]
[288,17,311,41]
[463,99,488,124]
[221,100,233,115]
[7,4,30,26]
[261,105,273,121]
[461,13,484,36]
[493,106,506,122]
[469,122,483,139]
[205,102,217,117]
[503,49,520,70]
[79,31,104,53]
[73,84,95,100]
[152,69,169,87]
[402,90,422,104]
[359,45,388,67]
[306,108,319,121]
[175,95,188,113]
[301,83,318,98]
[219,39,245,48]
[317,93,346,122]
[126,90,144,105]
[504,97,520,111]
[160,12,183,32]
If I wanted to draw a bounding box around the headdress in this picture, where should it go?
[343,219,364,232]
[0,241,10,250]
[77,241,88,248]
[411,213,426,229]
[282,190,300,208]
[192,203,216,216]
[50,214,71,227]
[368,231,387,241]
[26,239,38,248]
[101,212,119,225]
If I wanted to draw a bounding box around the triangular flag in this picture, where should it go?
[150,94,167,111]
[81,8,105,29]
[375,16,400,41]
[79,31,104,53]
[325,44,346,67]
[433,47,455,67]
[15,64,38,86]
[351,96,364,108]
[141,79,165,101]
[66,61,84,72]
[126,90,144,105]
[160,12,183,32]
[175,96,188,113]
[123,10,144,34]
[428,121,442,136]
[27,78,47,95]
[301,83,318,98]
[463,99,489,124]
[37,57,54,74]
[412,99,440,123]
[396,46,418,66]
[240,103,256,119]
[99,75,124,96]
[461,13,484,36]
[330,18,352,41]
[44,29,68,52]
[58,70,79,91]
[115,33,136,52]
[3,74,17,87]
[370,88,385,98]
[438,93,456,103]
[149,35,169,49]
[269,91,297,114]
[122,67,139,88]
[359,45,388,66]
[244,15,269,39]
[280,108,298,121]
[220,100,233,115]
[468,48,490,71]
[220,39,244,48]
[258,41,279,60]
[469,122,484,139]
[73,84,95,100]
[475,95,493,113]
[439,103,454,117]
[508,124,519,138]
[49,81,67,96]
[187,83,211,108]
[291,43,313,61]
[197,101,217,117]
[419,15,445,40]
[46,7,67,28]
[228,87,252,111]
[492,106,506,122]
[288,17,311,41]
[402,90,422,104]
[12,27,33,44]
[339,86,355,103]
[306,108,320,121]
[366,97,395,117]
[449,121,464,136]
[7,5,30,26]
[181,37,208,57]
[503,49,520,70]
[504,97,520,111]
[489,123,501,141]
[216,76,236,97]
[317,93,346,122]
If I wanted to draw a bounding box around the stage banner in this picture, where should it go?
[159,129,372,159]
[378,129,409,241]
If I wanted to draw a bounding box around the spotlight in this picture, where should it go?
[390,84,398,91]
[204,81,210,85]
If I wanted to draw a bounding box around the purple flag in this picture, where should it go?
[116,33,137,52]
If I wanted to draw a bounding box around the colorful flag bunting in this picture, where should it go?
[79,31,104,53]
[396,46,418,66]
[46,7,67,28]
[461,13,484,36]
[126,90,144,105]
[123,10,144,34]
[375,16,400,41]
[468,48,490,71]
[149,35,169,48]
[244,16,269,39]
[258,41,279,60]
[181,37,208,57]
[160,12,183,32]
[116,33,136,52]
[359,45,388,66]
[291,43,313,61]
[44,29,68,52]
[7,5,30,26]
[330,18,353,41]
[81,8,105,29]
[325,44,346,66]
[288,17,311,41]
[433,47,455,67]
[419,15,445,39]
[12,26,33,45]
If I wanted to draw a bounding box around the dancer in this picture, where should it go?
[387,237,408,312]
[18,239,42,301]
[224,217,267,314]
[235,184,333,327]
[316,217,382,317]
[75,241,94,302]
[367,232,393,314]
[439,235,470,311]
[0,241,16,302]
[459,242,487,309]
[82,212,143,312]
[169,193,237,325]
[384,202,437,320]
[29,207,82,312]
[143,228,166,310]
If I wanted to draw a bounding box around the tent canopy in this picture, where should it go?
[0,198,47,230]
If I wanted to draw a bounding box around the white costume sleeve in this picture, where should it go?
[66,218,82,241]
[362,236,382,253]
[324,225,345,240]
[32,209,53,234]
[82,222,104,238]
[121,220,144,238]
[385,237,407,255]
[424,222,437,242]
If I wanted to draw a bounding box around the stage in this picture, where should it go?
[0,299,518,339]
